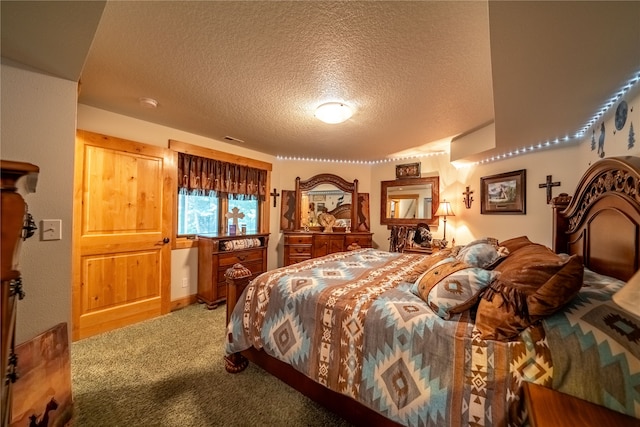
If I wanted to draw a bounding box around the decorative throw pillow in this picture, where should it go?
[456,240,509,269]
[497,235,534,254]
[475,245,583,341]
[221,238,262,251]
[413,259,500,320]
[412,252,456,286]
[612,269,640,320]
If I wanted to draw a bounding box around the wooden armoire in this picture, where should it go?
[1,160,39,426]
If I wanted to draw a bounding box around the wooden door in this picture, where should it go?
[72,130,172,340]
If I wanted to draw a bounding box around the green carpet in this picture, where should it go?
[71,304,352,426]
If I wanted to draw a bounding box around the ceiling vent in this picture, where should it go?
[224,136,245,143]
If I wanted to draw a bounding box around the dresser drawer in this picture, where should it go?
[217,261,265,299]
[283,231,373,265]
[285,234,313,245]
[197,233,269,310]
[287,245,312,256]
[345,234,372,247]
[286,256,311,266]
[218,248,265,267]
[216,260,264,283]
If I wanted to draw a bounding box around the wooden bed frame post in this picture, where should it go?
[551,193,571,254]
[224,263,252,373]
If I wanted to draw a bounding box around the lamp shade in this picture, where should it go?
[314,102,353,124]
[435,201,455,217]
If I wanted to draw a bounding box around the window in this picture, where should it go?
[174,148,268,238]
[228,197,259,234]
[178,192,218,235]
[177,193,259,236]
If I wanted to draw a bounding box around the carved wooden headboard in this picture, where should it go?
[330,204,352,220]
[552,156,640,281]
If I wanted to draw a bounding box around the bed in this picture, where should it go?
[224,156,640,426]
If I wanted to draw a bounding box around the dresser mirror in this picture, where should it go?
[294,174,358,231]
[380,176,440,227]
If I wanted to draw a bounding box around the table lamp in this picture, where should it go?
[435,200,455,246]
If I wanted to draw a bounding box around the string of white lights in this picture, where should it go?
[277,70,640,166]
[476,70,640,165]
[276,151,446,164]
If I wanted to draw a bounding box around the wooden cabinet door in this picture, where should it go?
[313,234,344,258]
[312,235,331,258]
[72,131,172,340]
[329,236,345,253]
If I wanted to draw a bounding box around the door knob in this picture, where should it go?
[163,237,170,244]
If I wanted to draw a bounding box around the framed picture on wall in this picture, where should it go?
[480,169,526,214]
[395,162,421,179]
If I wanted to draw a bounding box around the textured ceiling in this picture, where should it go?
[2,1,639,162]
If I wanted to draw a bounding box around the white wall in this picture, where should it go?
[370,86,640,250]
[1,61,77,343]
[577,84,640,163]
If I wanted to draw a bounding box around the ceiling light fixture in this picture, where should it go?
[138,97,158,109]
[314,102,353,124]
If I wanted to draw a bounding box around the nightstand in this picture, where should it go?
[523,382,640,427]
[402,246,433,255]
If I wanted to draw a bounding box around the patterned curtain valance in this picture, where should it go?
[177,152,267,201]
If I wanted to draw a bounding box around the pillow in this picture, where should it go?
[498,235,534,253]
[413,259,500,319]
[612,270,640,319]
[476,245,583,341]
[412,252,456,285]
[456,240,508,269]
[220,238,262,251]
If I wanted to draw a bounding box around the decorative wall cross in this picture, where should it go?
[538,175,561,204]
[225,207,245,226]
[462,186,474,209]
[270,188,280,208]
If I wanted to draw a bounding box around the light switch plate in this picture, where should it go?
[41,219,62,241]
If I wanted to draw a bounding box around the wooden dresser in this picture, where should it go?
[1,160,39,427]
[197,233,269,309]
[283,231,373,266]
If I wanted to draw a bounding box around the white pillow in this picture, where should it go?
[612,270,640,319]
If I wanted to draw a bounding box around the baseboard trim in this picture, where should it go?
[170,295,198,311]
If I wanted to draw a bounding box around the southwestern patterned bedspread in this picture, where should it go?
[224,248,640,426]
[543,268,640,420]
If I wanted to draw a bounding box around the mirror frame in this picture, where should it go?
[380,176,440,227]
[294,173,358,231]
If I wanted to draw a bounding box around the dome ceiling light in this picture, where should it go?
[314,102,353,124]
[138,97,158,108]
